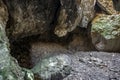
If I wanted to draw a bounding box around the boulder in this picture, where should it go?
[91,14,120,52]
[54,0,96,37]
[30,42,72,79]
[32,54,72,80]
[5,0,60,39]
[4,0,96,38]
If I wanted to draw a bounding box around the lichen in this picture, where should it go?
[92,14,120,39]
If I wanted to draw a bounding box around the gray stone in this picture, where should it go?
[32,54,72,80]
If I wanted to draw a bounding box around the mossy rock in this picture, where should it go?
[91,14,120,52]
[32,54,72,80]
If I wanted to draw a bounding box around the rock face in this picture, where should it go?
[91,14,120,52]
[0,1,34,80]
[4,0,96,38]
[80,0,96,28]
[1,0,120,80]
[54,0,96,37]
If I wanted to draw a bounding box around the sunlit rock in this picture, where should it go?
[96,0,119,14]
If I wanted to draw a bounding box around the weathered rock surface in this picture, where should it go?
[32,54,71,80]
[4,0,96,38]
[80,0,96,28]
[1,0,120,80]
[54,0,96,37]
[0,1,34,80]
[91,14,120,52]
[4,0,60,39]
[0,0,8,24]
[112,0,120,11]
[64,51,120,80]
[96,0,119,14]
